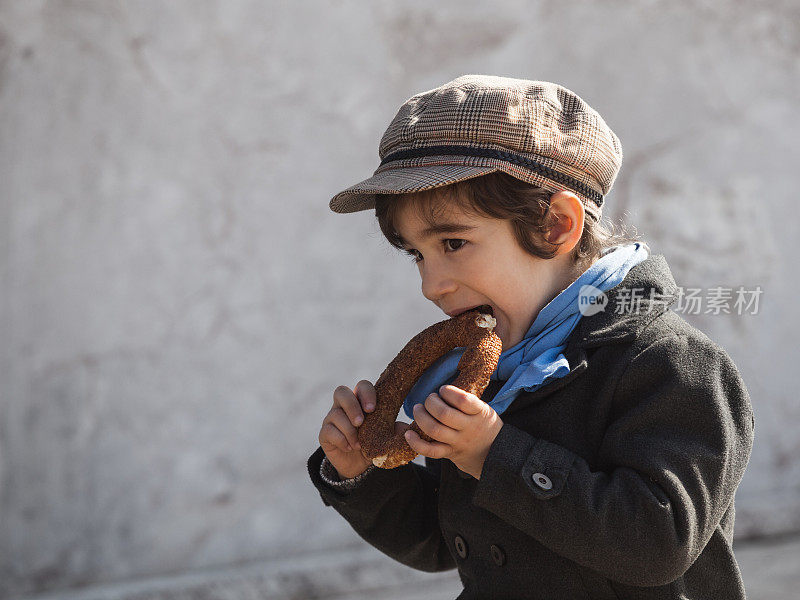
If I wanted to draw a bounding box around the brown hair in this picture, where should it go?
[375,171,641,274]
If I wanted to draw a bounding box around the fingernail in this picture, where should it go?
[404,431,412,440]
[366,404,374,411]
[354,415,363,426]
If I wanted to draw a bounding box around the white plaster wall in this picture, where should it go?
[0,0,797,597]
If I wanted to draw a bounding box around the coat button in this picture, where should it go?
[532,472,553,490]
[454,535,469,559]
[490,544,506,566]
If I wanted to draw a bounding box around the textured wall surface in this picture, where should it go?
[0,0,798,597]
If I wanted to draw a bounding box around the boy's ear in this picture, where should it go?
[545,191,585,252]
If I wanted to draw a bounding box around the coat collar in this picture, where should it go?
[501,253,679,420]
[573,253,679,349]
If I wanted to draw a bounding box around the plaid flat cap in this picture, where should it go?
[329,74,623,222]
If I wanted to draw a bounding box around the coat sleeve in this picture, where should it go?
[472,332,755,587]
[307,446,456,572]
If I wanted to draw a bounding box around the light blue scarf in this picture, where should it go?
[402,242,650,418]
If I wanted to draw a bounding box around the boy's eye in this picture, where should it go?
[445,239,467,252]
[403,239,467,263]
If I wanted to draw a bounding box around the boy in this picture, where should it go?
[308,75,754,598]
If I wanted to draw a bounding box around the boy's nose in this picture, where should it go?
[420,263,457,303]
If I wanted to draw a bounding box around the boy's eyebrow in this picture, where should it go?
[398,222,477,246]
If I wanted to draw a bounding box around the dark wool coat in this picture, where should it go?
[307,254,755,599]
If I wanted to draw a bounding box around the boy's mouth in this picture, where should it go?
[445,304,494,318]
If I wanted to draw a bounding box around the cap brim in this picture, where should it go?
[329,165,498,214]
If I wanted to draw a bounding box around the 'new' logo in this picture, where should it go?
[578,285,608,316]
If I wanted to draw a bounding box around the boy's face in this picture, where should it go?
[394,190,582,351]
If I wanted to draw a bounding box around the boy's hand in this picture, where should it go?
[318,381,376,480]
[405,384,503,480]
[318,380,411,480]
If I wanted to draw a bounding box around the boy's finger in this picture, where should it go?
[414,403,457,443]
[333,385,365,426]
[405,429,448,460]
[424,394,467,430]
[439,385,483,415]
[321,422,353,452]
[354,380,376,412]
[329,409,361,449]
